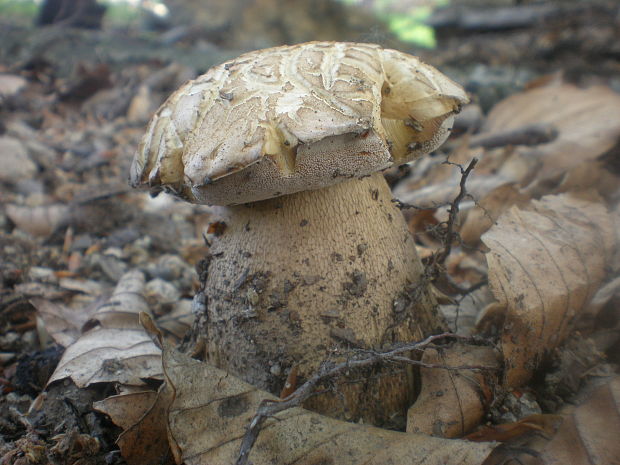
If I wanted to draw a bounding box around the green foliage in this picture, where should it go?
[103,1,141,27]
[340,0,450,49]
[0,0,38,25]
[384,8,436,48]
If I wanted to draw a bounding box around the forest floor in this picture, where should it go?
[1,3,620,463]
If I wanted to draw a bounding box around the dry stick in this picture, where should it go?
[468,123,558,149]
[443,123,559,152]
[234,332,497,465]
[433,157,478,266]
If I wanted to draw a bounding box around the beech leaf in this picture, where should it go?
[47,270,162,388]
[94,389,173,465]
[482,193,615,387]
[407,344,500,438]
[141,315,497,465]
[482,376,620,465]
[482,84,620,182]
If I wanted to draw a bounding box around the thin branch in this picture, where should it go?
[234,332,497,465]
[433,158,478,267]
[392,199,438,211]
[468,123,558,149]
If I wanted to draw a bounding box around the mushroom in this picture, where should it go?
[130,42,468,425]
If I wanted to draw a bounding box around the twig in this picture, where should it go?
[234,332,497,465]
[432,158,478,267]
[443,123,558,153]
[392,199,437,211]
[468,123,558,149]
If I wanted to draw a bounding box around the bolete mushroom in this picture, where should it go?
[130,42,468,425]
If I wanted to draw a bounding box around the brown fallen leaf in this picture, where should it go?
[482,84,620,184]
[126,85,154,123]
[545,160,620,199]
[47,270,162,388]
[483,376,620,465]
[94,389,173,465]
[460,183,530,245]
[30,298,94,347]
[407,343,500,438]
[537,376,620,465]
[466,414,562,443]
[156,299,193,342]
[140,315,497,465]
[6,204,70,238]
[397,84,620,218]
[481,193,615,388]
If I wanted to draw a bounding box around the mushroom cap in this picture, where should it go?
[130,42,468,205]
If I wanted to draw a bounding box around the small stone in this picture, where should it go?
[102,247,124,259]
[28,267,58,284]
[497,390,542,423]
[146,254,195,293]
[0,137,37,182]
[148,254,187,280]
[88,253,128,282]
[145,278,180,306]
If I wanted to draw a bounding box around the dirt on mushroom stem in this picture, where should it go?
[190,172,446,426]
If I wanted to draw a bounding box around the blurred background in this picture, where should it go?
[1,0,619,112]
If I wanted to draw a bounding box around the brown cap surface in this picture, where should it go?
[130,42,468,205]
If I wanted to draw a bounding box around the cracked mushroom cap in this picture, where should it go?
[130,41,468,205]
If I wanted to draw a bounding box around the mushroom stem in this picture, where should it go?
[196,172,446,425]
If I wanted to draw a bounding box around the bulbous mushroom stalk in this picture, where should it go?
[130,42,468,425]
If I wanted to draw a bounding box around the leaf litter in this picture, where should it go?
[1,27,619,465]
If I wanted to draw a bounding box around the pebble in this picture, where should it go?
[269,363,282,376]
[97,254,129,282]
[28,267,58,284]
[0,136,37,182]
[146,254,195,292]
[145,278,180,313]
[496,390,542,423]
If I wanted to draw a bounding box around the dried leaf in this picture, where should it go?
[47,270,162,388]
[547,161,620,199]
[58,277,107,296]
[460,183,529,245]
[538,376,620,464]
[145,316,496,465]
[0,136,37,182]
[94,389,173,465]
[126,85,154,123]
[157,299,193,342]
[30,298,92,347]
[482,193,615,387]
[405,85,620,216]
[87,270,150,329]
[466,414,562,442]
[14,282,68,300]
[407,344,500,438]
[6,204,70,237]
[587,276,620,319]
[483,376,620,465]
[0,74,27,97]
[483,85,620,182]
